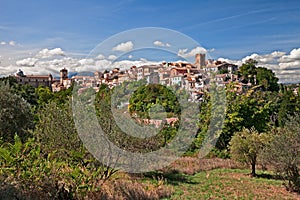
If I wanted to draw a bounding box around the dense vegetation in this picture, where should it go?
[0,60,299,198]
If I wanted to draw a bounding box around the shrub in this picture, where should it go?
[263,114,300,192]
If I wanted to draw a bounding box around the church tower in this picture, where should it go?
[195,53,206,68]
[60,68,68,84]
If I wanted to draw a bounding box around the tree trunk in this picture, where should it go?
[251,161,256,177]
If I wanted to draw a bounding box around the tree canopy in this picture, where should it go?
[0,83,34,142]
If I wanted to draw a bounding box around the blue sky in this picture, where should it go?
[1,0,300,82]
[1,0,300,57]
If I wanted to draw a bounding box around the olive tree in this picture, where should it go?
[229,128,271,176]
[263,114,300,192]
[35,100,82,159]
[0,83,33,142]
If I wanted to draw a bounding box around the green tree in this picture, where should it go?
[238,59,279,92]
[129,84,180,118]
[239,59,257,85]
[217,89,276,150]
[35,100,82,160]
[263,114,300,192]
[0,83,34,142]
[278,88,299,127]
[35,86,53,106]
[229,128,271,176]
[0,76,37,106]
[256,67,279,92]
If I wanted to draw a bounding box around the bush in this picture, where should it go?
[263,114,300,192]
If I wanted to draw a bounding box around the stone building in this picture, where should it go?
[195,53,206,68]
[14,69,53,89]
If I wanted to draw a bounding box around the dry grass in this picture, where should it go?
[86,179,172,200]
[161,157,243,175]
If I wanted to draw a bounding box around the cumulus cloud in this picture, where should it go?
[96,54,105,60]
[78,58,95,66]
[279,61,300,70]
[153,40,171,47]
[108,54,117,60]
[242,51,286,64]
[177,46,208,58]
[217,58,243,66]
[16,58,38,67]
[9,41,15,46]
[112,41,134,52]
[36,48,65,58]
[278,48,300,63]
[139,58,148,62]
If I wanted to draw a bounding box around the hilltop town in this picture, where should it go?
[12,53,255,101]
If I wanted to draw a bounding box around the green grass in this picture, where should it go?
[163,168,300,200]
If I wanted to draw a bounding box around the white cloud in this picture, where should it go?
[153,40,171,47]
[108,54,117,60]
[36,48,65,58]
[279,60,300,70]
[112,41,134,52]
[217,58,243,66]
[16,58,38,67]
[0,41,17,46]
[278,48,300,63]
[177,46,207,58]
[78,58,95,66]
[242,51,285,64]
[96,54,105,60]
[9,41,15,46]
[139,58,148,62]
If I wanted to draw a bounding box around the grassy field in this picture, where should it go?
[136,158,299,199]
[163,168,300,200]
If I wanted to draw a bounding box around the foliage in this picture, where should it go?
[256,67,279,92]
[35,85,54,106]
[278,86,300,127]
[239,59,257,85]
[229,128,271,176]
[0,135,118,199]
[0,83,34,142]
[129,84,180,118]
[262,114,300,192]
[95,84,178,153]
[238,59,279,92]
[0,76,38,106]
[34,100,83,160]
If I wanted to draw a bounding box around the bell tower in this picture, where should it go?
[60,68,68,84]
[195,53,206,68]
